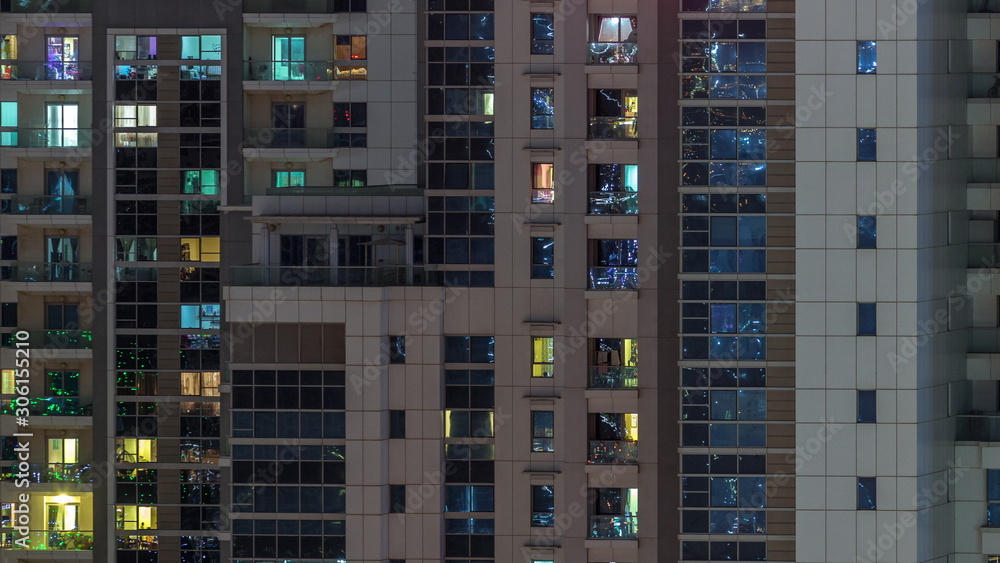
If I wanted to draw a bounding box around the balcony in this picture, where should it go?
[588,42,638,64]
[1,463,94,484]
[243,0,337,11]
[588,366,639,389]
[242,128,340,160]
[229,266,443,287]
[588,267,638,290]
[4,129,94,149]
[588,441,638,464]
[588,516,638,539]
[244,60,336,81]
[0,61,92,81]
[2,330,93,350]
[1,196,91,215]
[1,530,94,550]
[2,262,92,282]
[588,118,638,140]
[2,397,93,416]
[588,191,638,215]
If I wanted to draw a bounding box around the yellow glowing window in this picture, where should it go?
[115,438,157,463]
[180,372,220,396]
[1,370,14,395]
[532,163,554,204]
[116,505,157,530]
[624,413,638,441]
[622,339,638,366]
[114,104,157,127]
[532,337,554,378]
[48,438,79,464]
[44,495,81,531]
[180,237,220,262]
[115,132,158,147]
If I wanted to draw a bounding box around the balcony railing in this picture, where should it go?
[0,61,93,80]
[588,440,638,464]
[588,267,638,290]
[589,516,638,539]
[244,60,336,81]
[588,191,638,215]
[0,196,90,215]
[229,266,443,287]
[2,262,92,282]
[5,129,94,149]
[589,42,638,64]
[1,463,94,483]
[243,128,339,149]
[589,366,639,389]
[2,397,93,416]
[2,330,93,349]
[5,0,92,12]
[589,118,638,140]
[243,0,337,12]
[957,414,1000,441]
[1,530,94,550]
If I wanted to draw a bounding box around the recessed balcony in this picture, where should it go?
[588,267,638,290]
[588,366,639,389]
[1,463,94,484]
[1,196,91,216]
[243,60,338,93]
[229,266,442,287]
[587,440,638,464]
[588,516,638,539]
[588,42,638,65]
[588,191,638,215]
[2,397,93,417]
[1,530,94,551]
[1,330,93,350]
[1,262,93,282]
[241,128,340,161]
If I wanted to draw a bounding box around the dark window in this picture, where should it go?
[531,237,554,279]
[857,390,877,423]
[857,41,877,74]
[388,335,406,364]
[532,411,554,452]
[531,14,554,54]
[858,303,876,336]
[857,128,876,161]
[857,477,876,510]
[989,470,1000,526]
[531,87,554,129]
[531,485,554,526]
[0,302,15,327]
[857,216,876,248]
[389,410,406,438]
[390,485,406,513]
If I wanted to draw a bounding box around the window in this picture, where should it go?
[857,41,877,74]
[445,336,495,363]
[45,36,80,79]
[182,171,219,195]
[857,216,876,248]
[589,239,639,290]
[531,14,554,54]
[857,390,876,423]
[114,104,157,127]
[180,372,220,396]
[531,87,555,129]
[989,470,1000,526]
[334,102,367,127]
[857,477,876,510]
[531,238,554,279]
[273,170,305,188]
[180,304,221,330]
[334,169,367,187]
[680,21,767,99]
[444,485,495,512]
[532,411,554,452]
[590,88,638,139]
[48,438,79,464]
[532,337,554,377]
[858,128,876,161]
[858,303,876,336]
[180,237,220,262]
[1,169,16,193]
[389,410,406,438]
[116,505,158,530]
[681,0,766,10]
[1,302,16,326]
[115,35,157,60]
[271,35,305,80]
[590,163,639,215]
[532,485,554,526]
[334,35,367,80]
[46,370,79,396]
[589,488,639,539]
[532,163,555,203]
[388,336,406,364]
[0,101,15,146]
[390,485,406,513]
[180,35,222,60]
[1,35,17,80]
[116,438,158,463]
[590,15,638,64]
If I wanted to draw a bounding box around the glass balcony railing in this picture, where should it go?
[5,0,92,12]
[0,196,90,215]
[4,129,94,149]
[588,516,638,539]
[588,267,638,290]
[588,42,638,64]
[588,191,638,215]
[2,262,92,282]
[243,128,339,149]
[244,60,336,81]
[588,366,639,389]
[588,441,638,464]
[243,0,337,12]
[589,118,638,140]
[1,330,93,349]
[0,61,93,80]
[229,266,443,287]
[2,397,93,416]
[0,530,94,550]
[1,463,94,483]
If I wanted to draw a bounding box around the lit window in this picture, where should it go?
[180,372,220,396]
[532,337,554,377]
[0,101,17,146]
[857,128,877,161]
[531,163,554,203]
[857,41,877,74]
[532,411,554,452]
[182,170,220,195]
[590,15,638,64]
[334,35,367,80]
[180,35,222,61]
[388,336,406,364]
[531,87,554,130]
[114,104,157,127]
[531,14,554,55]
[116,438,158,463]
[273,170,305,188]
[590,89,638,140]
[1,370,14,394]
[180,237,220,262]
[48,438,80,464]
[531,238,554,280]
[116,505,158,530]
[114,132,158,147]
[115,35,157,60]
[180,305,220,330]
[445,410,495,438]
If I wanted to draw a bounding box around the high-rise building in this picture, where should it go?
[0,0,995,562]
